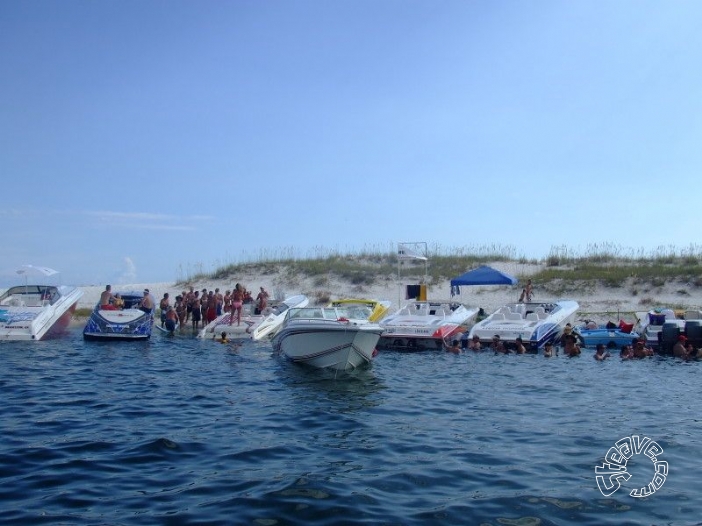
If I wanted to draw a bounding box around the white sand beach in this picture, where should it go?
[77,261,699,323]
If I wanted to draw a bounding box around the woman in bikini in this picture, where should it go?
[230,284,243,326]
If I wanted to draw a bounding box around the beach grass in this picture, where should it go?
[176,243,702,290]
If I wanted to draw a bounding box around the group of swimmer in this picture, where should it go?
[444,323,699,360]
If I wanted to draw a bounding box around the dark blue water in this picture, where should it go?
[1,327,700,525]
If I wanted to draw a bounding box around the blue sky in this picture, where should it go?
[1,1,701,286]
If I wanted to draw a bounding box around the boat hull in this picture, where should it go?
[378,301,478,351]
[83,307,154,341]
[0,286,83,341]
[468,300,579,351]
[274,322,383,371]
[575,327,640,349]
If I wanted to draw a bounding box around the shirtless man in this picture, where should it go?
[467,334,482,351]
[139,289,155,314]
[191,291,201,330]
[514,336,527,354]
[673,335,689,358]
[445,339,461,354]
[100,285,114,307]
[256,286,269,315]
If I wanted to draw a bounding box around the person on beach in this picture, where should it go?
[175,295,186,327]
[256,286,269,315]
[518,288,526,303]
[185,287,195,323]
[594,343,611,360]
[159,293,170,327]
[165,306,178,333]
[215,288,223,316]
[525,279,533,302]
[230,284,243,326]
[139,289,155,314]
[100,285,115,308]
[191,291,202,330]
[206,290,217,324]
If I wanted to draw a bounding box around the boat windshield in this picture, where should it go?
[0,286,59,307]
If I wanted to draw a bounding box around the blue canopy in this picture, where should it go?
[450,265,518,295]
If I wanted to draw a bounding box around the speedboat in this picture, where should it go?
[83,291,155,341]
[250,294,309,341]
[574,320,639,349]
[328,298,392,322]
[272,306,384,371]
[468,300,579,351]
[635,308,702,352]
[0,284,83,341]
[377,300,479,351]
[197,302,261,339]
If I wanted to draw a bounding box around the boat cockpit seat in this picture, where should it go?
[525,313,539,322]
[506,312,522,320]
[491,313,505,321]
[537,312,548,320]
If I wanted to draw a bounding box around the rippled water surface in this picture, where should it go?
[1,327,700,525]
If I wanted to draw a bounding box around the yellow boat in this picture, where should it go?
[328,298,392,323]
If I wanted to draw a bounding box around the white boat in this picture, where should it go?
[198,294,309,340]
[377,300,479,351]
[0,283,83,341]
[272,306,384,371]
[468,299,579,351]
[635,308,702,352]
[197,302,261,339]
[328,298,392,322]
[250,294,309,341]
[83,291,155,341]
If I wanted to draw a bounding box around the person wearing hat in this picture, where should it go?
[594,343,611,361]
[673,335,688,358]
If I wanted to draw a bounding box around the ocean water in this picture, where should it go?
[1,327,700,525]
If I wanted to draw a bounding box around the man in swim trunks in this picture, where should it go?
[139,289,154,314]
[100,285,115,308]
[256,286,269,315]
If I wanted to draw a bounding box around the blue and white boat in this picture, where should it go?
[574,322,640,349]
[468,300,579,352]
[83,291,154,341]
